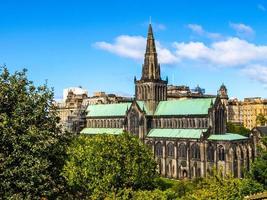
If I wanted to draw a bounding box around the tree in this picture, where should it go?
[256,113,267,126]
[0,67,72,199]
[226,122,250,136]
[249,136,267,188]
[182,172,264,200]
[63,132,158,199]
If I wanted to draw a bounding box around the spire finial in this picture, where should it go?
[149,16,152,24]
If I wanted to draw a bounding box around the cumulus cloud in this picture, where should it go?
[242,64,267,86]
[188,24,204,35]
[154,23,166,31]
[230,22,254,38]
[258,4,266,11]
[94,32,267,87]
[95,35,145,60]
[94,35,177,64]
[187,24,222,39]
[95,35,267,67]
[173,37,267,67]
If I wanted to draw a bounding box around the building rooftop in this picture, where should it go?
[147,128,207,139]
[154,98,215,116]
[81,128,123,135]
[208,133,247,141]
[86,102,131,117]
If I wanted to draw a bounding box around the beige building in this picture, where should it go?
[56,88,131,133]
[167,84,215,100]
[227,98,243,125]
[56,87,88,133]
[227,97,267,129]
[242,98,267,129]
[84,91,132,105]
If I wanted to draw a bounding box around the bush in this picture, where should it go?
[63,132,158,198]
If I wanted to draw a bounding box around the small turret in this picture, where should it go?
[217,83,228,106]
[218,83,228,99]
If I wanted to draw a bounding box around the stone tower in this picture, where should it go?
[135,24,168,113]
[218,83,229,106]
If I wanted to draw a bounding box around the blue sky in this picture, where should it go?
[1,0,267,99]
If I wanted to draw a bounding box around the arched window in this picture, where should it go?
[178,143,187,158]
[207,144,214,162]
[218,145,225,161]
[174,120,177,128]
[158,120,161,128]
[191,143,200,160]
[167,143,174,157]
[155,142,163,157]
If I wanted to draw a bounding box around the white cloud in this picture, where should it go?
[187,24,222,39]
[258,4,266,11]
[94,35,145,60]
[94,35,177,64]
[173,37,267,67]
[229,22,254,38]
[242,64,267,86]
[154,23,166,31]
[94,33,267,87]
[188,24,204,35]
[95,35,267,67]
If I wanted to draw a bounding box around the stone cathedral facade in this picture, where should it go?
[81,24,254,179]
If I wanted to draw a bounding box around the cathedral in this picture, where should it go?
[81,24,254,179]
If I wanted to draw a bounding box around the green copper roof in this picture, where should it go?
[154,98,215,116]
[208,133,248,141]
[80,128,123,135]
[136,101,153,115]
[147,129,207,139]
[86,103,131,117]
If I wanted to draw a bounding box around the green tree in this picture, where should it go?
[0,67,72,199]
[249,136,267,188]
[63,132,158,199]
[104,188,176,200]
[226,122,250,136]
[256,113,267,126]
[182,171,264,200]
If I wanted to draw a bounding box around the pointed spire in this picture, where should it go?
[141,23,161,80]
[146,24,156,54]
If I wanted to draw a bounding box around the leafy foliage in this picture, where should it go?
[226,122,251,136]
[181,173,264,200]
[0,67,72,199]
[249,136,267,188]
[256,113,267,126]
[63,132,158,199]
[104,188,177,200]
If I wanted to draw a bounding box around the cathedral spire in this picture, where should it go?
[141,23,161,80]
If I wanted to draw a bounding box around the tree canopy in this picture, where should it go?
[256,113,267,126]
[249,136,267,188]
[226,122,251,136]
[0,67,72,199]
[63,132,158,199]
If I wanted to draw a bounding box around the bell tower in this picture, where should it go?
[135,24,168,113]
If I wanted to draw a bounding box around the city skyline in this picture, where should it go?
[1,0,267,99]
